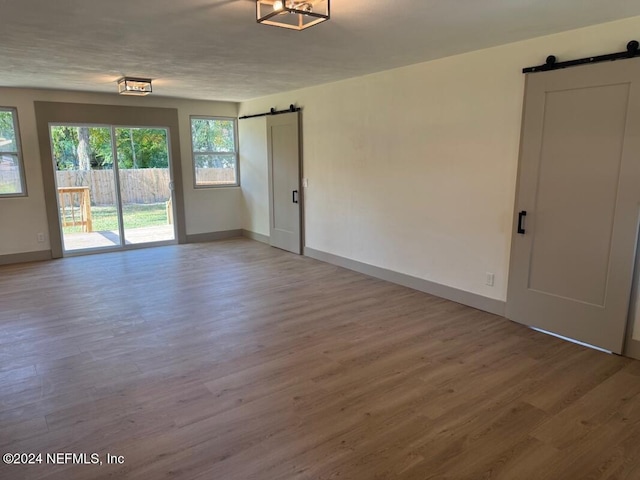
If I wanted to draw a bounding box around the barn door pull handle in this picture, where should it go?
[517,211,527,234]
[292,190,298,204]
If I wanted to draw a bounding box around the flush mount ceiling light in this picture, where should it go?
[257,0,330,31]
[117,77,153,96]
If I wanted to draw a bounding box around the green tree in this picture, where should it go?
[89,128,114,168]
[51,126,79,170]
[0,111,16,151]
[50,126,169,170]
[191,118,235,168]
[116,128,168,169]
[77,127,91,170]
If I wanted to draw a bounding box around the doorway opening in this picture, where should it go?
[50,124,176,254]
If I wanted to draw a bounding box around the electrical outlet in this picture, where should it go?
[486,272,495,287]
[37,233,45,243]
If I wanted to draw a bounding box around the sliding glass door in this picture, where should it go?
[116,128,175,245]
[50,124,176,254]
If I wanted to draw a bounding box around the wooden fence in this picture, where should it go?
[55,168,235,205]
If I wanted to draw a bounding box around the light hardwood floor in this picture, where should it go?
[1,239,640,479]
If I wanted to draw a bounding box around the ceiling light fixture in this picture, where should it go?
[257,0,330,31]
[117,77,153,96]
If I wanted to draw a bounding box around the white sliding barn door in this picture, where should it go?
[267,112,302,254]
[507,58,640,354]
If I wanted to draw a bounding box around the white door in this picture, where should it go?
[267,112,301,254]
[506,58,640,354]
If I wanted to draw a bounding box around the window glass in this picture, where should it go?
[191,117,238,186]
[0,108,26,196]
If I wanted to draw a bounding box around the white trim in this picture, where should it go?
[242,230,269,244]
[304,246,506,316]
[0,250,52,266]
[186,230,243,243]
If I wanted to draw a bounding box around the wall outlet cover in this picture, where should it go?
[486,272,495,287]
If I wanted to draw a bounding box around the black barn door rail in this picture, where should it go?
[523,40,640,74]
[239,104,301,120]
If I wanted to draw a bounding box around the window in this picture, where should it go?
[191,116,238,187]
[0,107,26,196]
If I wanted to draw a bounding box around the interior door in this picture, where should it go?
[267,112,301,254]
[506,58,640,354]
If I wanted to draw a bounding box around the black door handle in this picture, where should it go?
[292,190,298,204]
[517,210,527,234]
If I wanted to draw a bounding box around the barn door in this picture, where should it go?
[506,58,640,354]
[267,112,302,254]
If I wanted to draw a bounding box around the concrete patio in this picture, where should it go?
[63,224,175,251]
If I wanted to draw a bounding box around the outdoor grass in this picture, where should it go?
[0,183,20,194]
[62,202,168,233]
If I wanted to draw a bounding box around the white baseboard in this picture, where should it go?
[242,230,270,244]
[0,250,53,266]
[186,230,243,243]
[304,247,506,317]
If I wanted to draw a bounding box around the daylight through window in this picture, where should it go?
[191,117,238,187]
[0,107,26,196]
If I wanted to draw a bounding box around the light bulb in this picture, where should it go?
[273,0,283,10]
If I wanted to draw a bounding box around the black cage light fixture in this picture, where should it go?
[257,0,330,31]
[117,77,153,96]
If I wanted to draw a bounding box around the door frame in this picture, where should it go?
[35,101,186,258]
[624,232,640,360]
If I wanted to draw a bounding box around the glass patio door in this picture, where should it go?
[51,125,121,252]
[115,127,175,245]
[50,124,176,254]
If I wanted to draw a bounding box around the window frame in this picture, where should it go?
[190,115,240,189]
[0,106,27,197]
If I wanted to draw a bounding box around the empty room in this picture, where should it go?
[3,1,640,479]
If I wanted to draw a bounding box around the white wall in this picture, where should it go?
[239,15,640,302]
[239,117,268,236]
[0,88,239,256]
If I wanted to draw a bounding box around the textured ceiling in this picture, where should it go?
[1,0,640,101]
